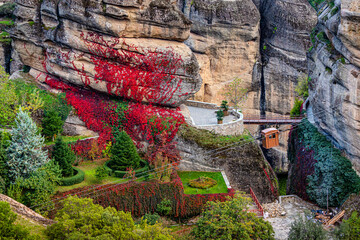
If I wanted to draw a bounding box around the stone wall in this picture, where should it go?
[0,194,54,225]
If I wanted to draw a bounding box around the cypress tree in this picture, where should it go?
[6,108,48,182]
[110,131,141,171]
[42,109,64,141]
[52,137,75,177]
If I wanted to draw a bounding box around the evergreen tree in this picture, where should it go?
[110,131,141,171]
[6,108,48,182]
[42,109,64,141]
[52,137,75,177]
[0,131,9,184]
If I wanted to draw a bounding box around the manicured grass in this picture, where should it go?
[45,135,91,146]
[15,214,47,239]
[178,171,228,195]
[56,159,123,192]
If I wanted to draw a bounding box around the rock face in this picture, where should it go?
[259,0,317,116]
[178,0,261,114]
[307,0,360,172]
[10,0,202,107]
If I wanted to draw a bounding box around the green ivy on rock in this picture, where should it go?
[288,119,360,207]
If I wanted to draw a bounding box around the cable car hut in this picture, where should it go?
[261,128,279,149]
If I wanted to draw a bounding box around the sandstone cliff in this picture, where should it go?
[307,0,360,172]
[178,0,261,114]
[10,0,202,107]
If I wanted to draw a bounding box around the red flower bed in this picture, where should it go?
[51,172,234,219]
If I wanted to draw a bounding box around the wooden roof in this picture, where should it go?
[261,128,279,135]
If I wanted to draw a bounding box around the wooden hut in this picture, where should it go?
[261,128,279,149]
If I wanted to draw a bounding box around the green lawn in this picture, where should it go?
[45,135,91,146]
[56,159,123,192]
[178,171,228,195]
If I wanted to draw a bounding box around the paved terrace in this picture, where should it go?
[187,106,238,125]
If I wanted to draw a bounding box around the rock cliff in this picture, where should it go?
[307,0,360,172]
[10,0,202,107]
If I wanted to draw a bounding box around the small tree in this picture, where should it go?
[295,74,309,100]
[334,211,360,240]
[192,191,275,240]
[95,166,108,182]
[6,108,48,182]
[221,77,248,112]
[52,137,75,177]
[42,109,64,141]
[290,98,304,117]
[110,131,141,171]
[288,213,327,240]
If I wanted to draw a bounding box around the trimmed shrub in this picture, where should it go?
[109,131,141,171]
[95,166,108,181]
[105,159,148,178]
[59,167,85,186]
[52,137,75,177]
[188,176,217,189]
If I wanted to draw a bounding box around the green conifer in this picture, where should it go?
[52,137,75,177]
[110,131,141,170]
[42,109,64,141]
[6,108,48,182]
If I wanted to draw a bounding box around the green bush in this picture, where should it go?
[105,160,148,178]
[0,176,5,194]
[19,160,62,212]
[52,137,75,177]
[0,3,16,18]
[45,195,174,240]
[141,213,161,225]
[192,191,274,240]
[59,167,85,186]
[288,214,327,240]
[290,98,304,117]
[42,109,64,141]
[334,211,360,240]
[109,131,142,171]
[95,166,108,181]
[0,67,17,127]
[0,201,36,239]
[156,198,172,216]
[0,131,10,186]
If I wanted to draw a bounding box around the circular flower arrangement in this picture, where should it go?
[188,176,217,189]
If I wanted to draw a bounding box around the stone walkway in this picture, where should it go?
[187,106,238,125]
[265,198,324,240]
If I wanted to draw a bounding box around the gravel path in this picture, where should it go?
[187,106,238,125]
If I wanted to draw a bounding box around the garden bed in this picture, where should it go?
[56,159,122,192]
[178,171,228,195]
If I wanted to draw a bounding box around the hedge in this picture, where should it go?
[104,159,148,178]
[59,167,85,186]
[52,171,235,219]
[288,119,360,207]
